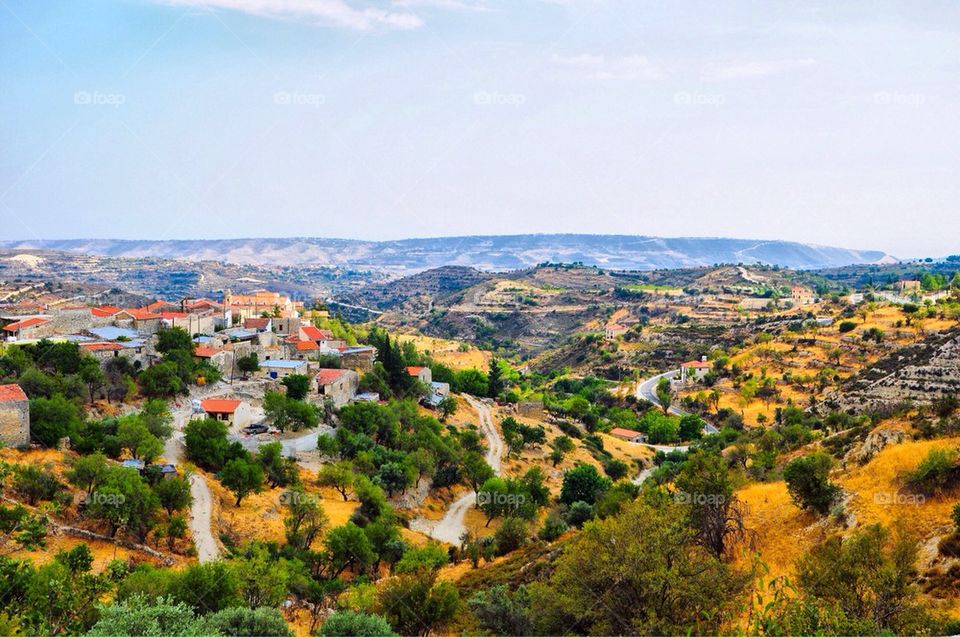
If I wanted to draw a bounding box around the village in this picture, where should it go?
[0,288,456,463]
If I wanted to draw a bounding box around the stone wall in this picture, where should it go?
[0,400,29,447]
[50,308,97,334]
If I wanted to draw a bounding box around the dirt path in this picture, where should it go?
[188,473,219,563]
[410,396,503,545]
[163,391,222,563]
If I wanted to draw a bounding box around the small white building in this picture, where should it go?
[200,398,253,429]
[679,358,712,383]
[610,427,646,443]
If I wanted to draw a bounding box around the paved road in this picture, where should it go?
[231,425,334,455]
[636,370,719,435]
[410,396,503,545]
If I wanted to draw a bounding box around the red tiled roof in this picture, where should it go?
[91,305,121,317]
[406,366,428,375]
[610,427,643,439]
[143,300,170,312]
[316,368,348,385]
[2,317,49,332]
[244,318,271,329]
[184,298,222,309]
[300,325,324,341]
[681,360,712,369]
[80,342,123,352]
[158,312,189,319]
[296,341,320,351]
[0,384,27,402]
[201,398,241,414]
[118,308,162,320]
[194,346,221,358]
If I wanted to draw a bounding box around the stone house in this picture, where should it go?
[223,290,303,321]
[0,384,30,447]
[244,317,272,332]
[273,316,301,337]
[113,309,163,334]
[604,323,629,340]
[258,359,309,379]
[340,346,376,372]
[80,341,126,363]
[193,346,233,375]
[159,311,215,335]
[2,316,52,341]
[406,366,432,385]
[790,286,816,306]
[315,368,359,407]
[289,339,320,360]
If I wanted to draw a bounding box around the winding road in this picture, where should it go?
[637,369,719,436]
[410,396,503,545]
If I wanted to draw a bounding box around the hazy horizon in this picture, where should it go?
[0,231,907,256]
[3,1,958,258]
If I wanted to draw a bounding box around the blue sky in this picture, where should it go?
[1,0,958,257]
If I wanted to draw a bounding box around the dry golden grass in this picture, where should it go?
[206,468,359,547]
[14,531,188,571]
[838,435,960,536]
[736,433,960,619]
[737,481,825,581]
[395,334,490,369]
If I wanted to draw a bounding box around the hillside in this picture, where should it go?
[827,326,960,414]
[1,234,893,273]
[367,262,831,357]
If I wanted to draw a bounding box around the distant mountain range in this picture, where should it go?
[0,235,895,272]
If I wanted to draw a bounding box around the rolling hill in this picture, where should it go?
[0,235,893,273]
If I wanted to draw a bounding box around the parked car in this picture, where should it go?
[243,424,268,435]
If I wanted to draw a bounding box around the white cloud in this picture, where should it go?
[391,0,489,11]
[703,57,817,81]
[552,53,661,80]
[156,0,424,30]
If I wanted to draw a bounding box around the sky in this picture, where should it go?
[1,1,958,258]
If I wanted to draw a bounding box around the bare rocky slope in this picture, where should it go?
[825,327,960,413]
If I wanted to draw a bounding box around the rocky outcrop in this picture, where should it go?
[844,427,906,465]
